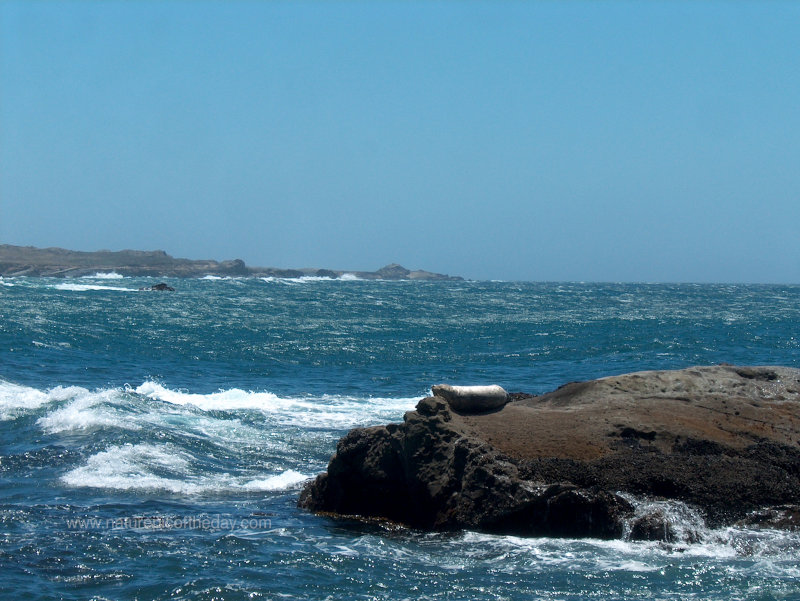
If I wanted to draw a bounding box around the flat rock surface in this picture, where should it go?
[462,365,800,461]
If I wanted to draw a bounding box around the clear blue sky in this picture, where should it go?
[1,1,798,282]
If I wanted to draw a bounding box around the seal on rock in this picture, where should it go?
[431,384,508,413]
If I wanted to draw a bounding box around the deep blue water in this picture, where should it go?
[1,275,799,600]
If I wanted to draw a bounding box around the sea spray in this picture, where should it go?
[620,494,709,544]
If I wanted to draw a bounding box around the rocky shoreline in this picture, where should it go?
[299,365,800,541]
[0,244,461,281]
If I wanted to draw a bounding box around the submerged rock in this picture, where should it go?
[143,282,175,291]
[299,365,800,539]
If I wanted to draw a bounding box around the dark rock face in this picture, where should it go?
[300,366,800,539]
[375,263,411,279]
[314,269,338,278]
[299,396,632,538]
[218,259,249,276]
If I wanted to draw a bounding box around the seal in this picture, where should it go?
[430,384,508,413]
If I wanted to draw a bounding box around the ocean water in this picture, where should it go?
[1,275,799,600]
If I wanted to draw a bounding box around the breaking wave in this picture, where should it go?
[82,272,125,279]
[1,378,414,500]
[60,443,310,494]
[53,282,137,292]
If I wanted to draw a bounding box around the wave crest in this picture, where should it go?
[82,272,125,279]
[61,443,310,494]
[54,282,135,292]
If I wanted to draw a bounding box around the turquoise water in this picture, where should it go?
[1,275,799,600]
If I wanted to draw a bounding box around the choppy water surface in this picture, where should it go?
[1,276,798,600]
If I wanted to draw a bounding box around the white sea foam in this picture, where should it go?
[0,381,52,420]
[54,282,135,292]
[240,470,309,491]
[135,382,285,411]
[15,377,415,439]
[134,381,418,428]
[0,380,88,420]
[12,379,415,497]
[259,276,317,284]
[37,389,138,434]
[620,494,710,545]
[31,340,72,349]
[30,384,282,447]
[61,443,310,494]
[83,272,125,279]
[459,513,800,569]
[61,443,198,493]
[260,275,363,284]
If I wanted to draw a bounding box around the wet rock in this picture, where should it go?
[736,505,800,530]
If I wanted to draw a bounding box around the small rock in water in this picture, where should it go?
[142,282,175,291]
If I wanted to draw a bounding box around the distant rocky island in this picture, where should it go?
[0,245,462,281]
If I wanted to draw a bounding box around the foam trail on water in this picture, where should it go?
[61,444,311,494]
[260,276,332,285]
[458,527,800,572]
[54,282,136,292]
[260,275,364,284]
[31,340,72,350]
[82,272,125,279]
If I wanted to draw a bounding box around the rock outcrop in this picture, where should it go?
[143,282,175,291]
[299,365,800,539]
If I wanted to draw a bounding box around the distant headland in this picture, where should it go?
[0,244,462,281]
